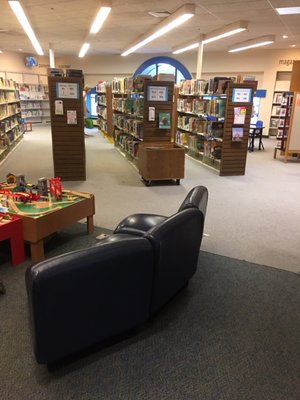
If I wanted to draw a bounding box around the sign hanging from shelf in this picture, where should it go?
[232,88,252,103]
[56,82,79,99]
[147,86,168,101]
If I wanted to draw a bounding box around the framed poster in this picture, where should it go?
[232,88,252,103]
[233,106,246,124]
[67,110,77,125]
[56,82,79,99]
[147,86,168,101]
[232,127,244,142]
[159,112,171,129]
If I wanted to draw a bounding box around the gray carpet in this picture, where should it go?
[0,224,299,400]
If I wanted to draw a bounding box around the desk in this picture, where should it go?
[8,191,95,262]
[248,125,264,152]
[0,215,25,266]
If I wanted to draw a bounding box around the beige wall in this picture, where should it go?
[1,48,300,133]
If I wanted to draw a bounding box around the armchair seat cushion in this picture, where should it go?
[114,213,167,236]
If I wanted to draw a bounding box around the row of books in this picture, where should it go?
[177,116,224,138]
[21,110,42,118]
[21,103,42,110]
[97,94,107,106]
[0,91,19,104]
[112,97,143,116]
[0,104,20,120]
[112,75,151,93]
[113,114,143,139]
[98,118,109,133]
[0,125,22,148]
[178,77,234,95]
[97,106,107,119]
[175,131,222,160]
[0,116,19,134]
[114,131,140,158]
[0,78,18,91]
[177,98,226,118]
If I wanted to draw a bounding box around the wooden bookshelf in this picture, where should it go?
[0,78,23,163]
[96,83,113,137]
[175,80,256,176]
[19,83,49,124]
[274,91,300,162]
[48,76,86,181]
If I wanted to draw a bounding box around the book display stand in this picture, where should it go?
[175,80,256,176]
[138,80,184,185]
[48,76,86,181]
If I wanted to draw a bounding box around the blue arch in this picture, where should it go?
[133,56,192,80]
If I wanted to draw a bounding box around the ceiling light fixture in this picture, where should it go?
[121,4,195,56]
[171,21,247,55]
[282,35,289,39]
[8,0,44,55]
[228,35,275,53]
[0,50,3,53]
[202,20,248,45]
[78,42,90,58]
[172,41,200,54]
[90,5,111,34]
[276,7,300,15]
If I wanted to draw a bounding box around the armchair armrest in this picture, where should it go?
[26,236,154,364]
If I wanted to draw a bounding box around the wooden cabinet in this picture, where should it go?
[138,143,184,185]
[0,78,23,163]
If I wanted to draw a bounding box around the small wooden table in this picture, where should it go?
[9,192,95,262]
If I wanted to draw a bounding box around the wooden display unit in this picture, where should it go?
[175,80,256,176]
[138,80,185,185]
[221,82,256,176]
[48,76,86,181]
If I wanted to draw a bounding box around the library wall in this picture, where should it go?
[2,48,300,134]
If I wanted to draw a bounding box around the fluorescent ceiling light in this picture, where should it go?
[78,42,90,58]
[228,35,275,53]
[8,1,44,55]
[172,42,199,54]
[121,4,195,56]
[276,7,300,15]
[90,6,111,34]
[202,20,248,45]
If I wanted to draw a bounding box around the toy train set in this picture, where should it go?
[0,173,89,217]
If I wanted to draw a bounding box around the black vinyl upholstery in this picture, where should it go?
[25,186,208,365]
[114,185,208,236]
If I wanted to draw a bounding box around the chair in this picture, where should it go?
[25,188,208,365]
[248,120,264,152]
[114,185,208,237]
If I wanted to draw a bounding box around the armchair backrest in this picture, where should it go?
[145,208,204,313]
[177,185,208,220]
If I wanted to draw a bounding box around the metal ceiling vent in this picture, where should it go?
[148,10,171,18]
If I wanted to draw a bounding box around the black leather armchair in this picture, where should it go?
[25,186,208,365]
[114,185,208,236]
[26,236,154,364]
